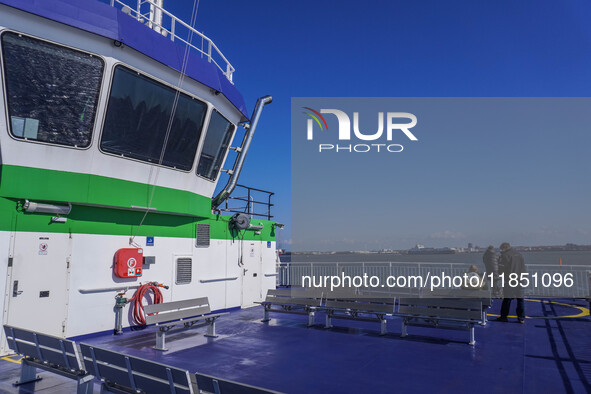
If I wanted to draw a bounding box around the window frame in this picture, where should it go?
[0,29,105,150]
[98,63,212,173]
[195,109,237,182]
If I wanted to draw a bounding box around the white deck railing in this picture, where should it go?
[109,0,235,83]
[277,262,591,298]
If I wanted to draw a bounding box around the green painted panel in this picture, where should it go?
[0,164,212,216]
[0,165,277,241]
[0,198,276,241]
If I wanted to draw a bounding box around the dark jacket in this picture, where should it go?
[499,247,526,298]
[482,249,499,276]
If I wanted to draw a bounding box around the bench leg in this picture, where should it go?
[325,314,332,329]
[380,319,387,336]
[154,330,167,351]
[205,319,218,338]
[400,319,408,338]
[262,308,270,322]
[14,360,41,386]
[307,311,315,327]
[469,325,475,346]
[77,375,94,394]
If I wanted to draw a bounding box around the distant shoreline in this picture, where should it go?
[281,250,591,266]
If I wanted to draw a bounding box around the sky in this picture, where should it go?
[114,0,591,250]
[291,97,591,251]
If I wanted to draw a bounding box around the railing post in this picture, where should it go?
[110,0,115,6]
[136,0,141,22]
[208,41,212,63]
[247,188,251,216]
[171,19,175,41]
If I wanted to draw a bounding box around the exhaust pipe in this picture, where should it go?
[212,95,273,210]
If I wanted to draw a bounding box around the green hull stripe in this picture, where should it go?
[0,164,211,216]
[0,165,276,242]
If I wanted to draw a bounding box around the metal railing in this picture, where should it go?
[277,262,591,298]
[109,0,235,83]
[218,184,274,220]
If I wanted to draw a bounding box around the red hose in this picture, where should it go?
[129,282,164,326]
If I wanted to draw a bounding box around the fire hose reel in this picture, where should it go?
[114,248,143,278]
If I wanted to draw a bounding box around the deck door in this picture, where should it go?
[5,232,71,337]
[241,241,263,306]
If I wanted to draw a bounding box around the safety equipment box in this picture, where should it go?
[114,248,143,278]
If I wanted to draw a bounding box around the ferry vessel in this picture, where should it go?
[0,1,589,393]
[0,0,277,354]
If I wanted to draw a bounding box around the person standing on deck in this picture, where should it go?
[482,245,500,297]
[496,242,526,323]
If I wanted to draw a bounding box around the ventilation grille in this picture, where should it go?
[196,223,210,247]
[176,257,192,285]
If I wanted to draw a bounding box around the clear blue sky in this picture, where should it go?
[134,1,591,250]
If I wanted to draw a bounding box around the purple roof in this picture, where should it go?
[0,0,249,120]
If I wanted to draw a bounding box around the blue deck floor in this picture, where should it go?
[1,298,589,393]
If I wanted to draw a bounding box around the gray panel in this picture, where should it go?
[4,325,81,370]
[399,298,482,309]
[195,372,280,394]
[266,289,323,298]
[325,300,395,314]
[144,297,209,314]
[146,306,211,325]
[79,343,196,394]
[399,306,482,320]
[264,297,321,307]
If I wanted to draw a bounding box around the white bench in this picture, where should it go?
[322,292,397,335]
[397,298,484,345]
[259,289,323,326]
[144,297,227,351]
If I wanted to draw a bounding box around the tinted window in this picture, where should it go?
[197,110,235,180]
[101,66,207,171]
[2,32,103,147]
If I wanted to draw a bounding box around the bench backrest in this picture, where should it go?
[79,343,195,394]
[264,289,322,307]
[323,290,360,301]
[325,298,396,314]
[425,288,492,307]
[144,297,211,325]
[195,372,280,394]
[398,298,483,321]
[3,325,83,372]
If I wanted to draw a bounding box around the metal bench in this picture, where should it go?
[397,298,484,345]
[259,289,323,326]
[425,288,493,325]
[144,297,227,351]
[322,294,397,335]
[195,372,280,394]
[79,343,195,393]
[3,325,93,393]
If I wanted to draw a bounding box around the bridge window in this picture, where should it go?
[197,110,235,180]
[1,32,103,148]
[101,66,207,171]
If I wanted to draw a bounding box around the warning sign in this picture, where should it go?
[39,242,48,255]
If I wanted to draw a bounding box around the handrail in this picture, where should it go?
[109,0,235,83]
[218,184,275,220]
